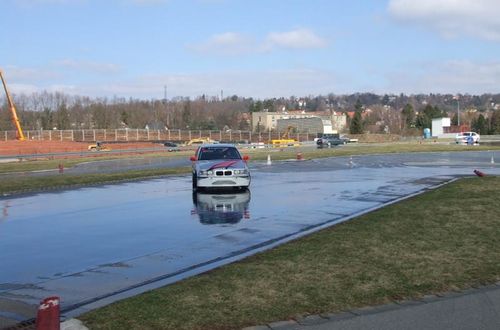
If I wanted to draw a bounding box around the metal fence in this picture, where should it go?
[0,129,320,143]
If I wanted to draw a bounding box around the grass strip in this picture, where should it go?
[0,167,191,195]
[0,151,190,173]
[248,143,500,161]
[81,176,500,330]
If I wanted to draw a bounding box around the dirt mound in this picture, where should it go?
[0,140,162,156]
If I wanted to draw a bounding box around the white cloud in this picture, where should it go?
[388,0,500,41]
[55,59,121,74]
[384,60,500,94]
[3,66,62,82]
[98,69,340,99]
[263,28,328,50]
[5,69,341,99]
[187,32,255,55]
[189,28,327,55]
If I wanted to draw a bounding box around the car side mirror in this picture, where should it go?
[243,155,249,162]
[190,156,197,161]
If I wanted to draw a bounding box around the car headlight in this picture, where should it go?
[234,169,248,175]
[199,170,213,176]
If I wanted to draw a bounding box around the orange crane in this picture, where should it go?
[0,69,26,141]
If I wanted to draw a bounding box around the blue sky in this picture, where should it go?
[1,0,500,99]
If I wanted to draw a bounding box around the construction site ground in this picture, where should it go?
[0,140,165,157]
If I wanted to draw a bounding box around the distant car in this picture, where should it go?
[190,144,250,190]
[340,135,358,143]
[187,138,217,146]
[316,136,347,148]
[164,141,180,152]
[455,132,480,144]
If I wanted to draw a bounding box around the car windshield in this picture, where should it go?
[198,147,241,160]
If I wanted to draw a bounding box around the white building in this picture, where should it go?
[431,117,451,137]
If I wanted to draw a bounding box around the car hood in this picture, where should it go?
[195,159,248,171]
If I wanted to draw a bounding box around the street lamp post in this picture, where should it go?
[457,99,460,127]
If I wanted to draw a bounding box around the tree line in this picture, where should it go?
[348,102,500,135]
[1,91,500,134]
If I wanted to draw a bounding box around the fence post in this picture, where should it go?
[60,131,63,141]
[93,130,96,141]
[189,130,192,140]
[4,131,6,141]
[71,130,74,141]
[168,130,171,140]
[82,130,85,141]
[136,129,139,141]
[147,130,150,140]
[219,130,222,141]
[157,130,160,140]
[104,129,107,141]
[249,131,252,142]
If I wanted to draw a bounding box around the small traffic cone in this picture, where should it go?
[266,154,272,165]
[491,156,495,164]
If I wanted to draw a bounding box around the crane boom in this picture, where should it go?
[0,69,26,141]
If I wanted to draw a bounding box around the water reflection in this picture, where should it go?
[192,190,251,225]
[1,201,10,222]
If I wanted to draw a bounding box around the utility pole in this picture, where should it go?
[164,85,169,128]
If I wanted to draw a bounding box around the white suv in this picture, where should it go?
[455,132,480,144]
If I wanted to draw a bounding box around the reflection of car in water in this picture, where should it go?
[192,190,251,225]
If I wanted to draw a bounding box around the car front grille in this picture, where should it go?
[215,170,233,176]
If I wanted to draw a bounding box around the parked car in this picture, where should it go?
[164,141,180,152]
[455,132,480,144]
[316,136,348,148]
[340,135,358,143]
[190,144,250,190]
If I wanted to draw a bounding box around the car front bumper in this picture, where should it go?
[197,175,251,188]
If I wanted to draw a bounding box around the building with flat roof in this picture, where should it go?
[252,111,346,133]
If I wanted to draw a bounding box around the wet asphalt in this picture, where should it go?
[0,150,499,327]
